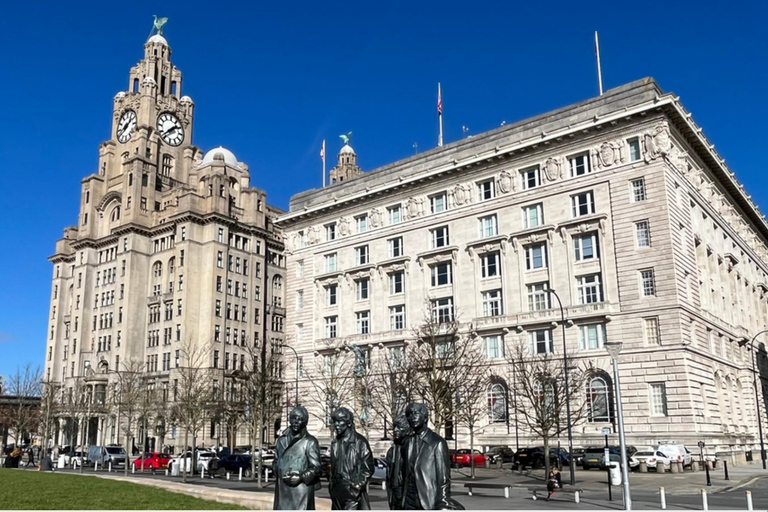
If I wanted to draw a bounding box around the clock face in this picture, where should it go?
[157,112,184,146]
[116,110,137,143]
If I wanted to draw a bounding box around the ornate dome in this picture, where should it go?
[179,95,194,104]
[339,144,356,155]
[114,91,126,99]
[147,34,168,46]
[201,146,239,166]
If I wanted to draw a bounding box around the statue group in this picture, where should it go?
[273,403,463,510]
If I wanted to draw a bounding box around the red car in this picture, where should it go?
[131,452,172,470]
[451,449,487,467]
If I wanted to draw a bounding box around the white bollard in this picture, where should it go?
[109,461,112,472]
[202,466,205,479]
[239,467,242,481]
[94,462,98,471]
[746,490,753,511]
[165,468,168,476]
[132,465,135,474]
[265,468,269,483]
[381,481,386,491]
[227,472,230,480]
[701,489,708,511]
[660,487,666,510]
[574,490,579,504]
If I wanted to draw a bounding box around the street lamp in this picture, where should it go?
[747,330,768,469]
[545,288,576,486]
[605,341,631,510]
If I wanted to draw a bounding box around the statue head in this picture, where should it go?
[331,407,355,438]
[289,406,309,433]
[405,402,429,432]
[393,415,413,443]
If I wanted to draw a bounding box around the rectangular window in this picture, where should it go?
[529,329,554,354]
[525,244,547,270]
[430,192,447,213]
[628,137,642,162]
[389,305,405,330]
[431,297,454,323]
[477,179,495,201]
[325,223,336,241]
[483,335,504,359]
[325,284,337,306]
[520,166,541,190]
[579,323,606,350]
[296,290,304,309]
[574,232,599,261]
[635,220,651,248]
[430,226,449,248]
[522,203,543,229]
[355,215,369,233]
[479,214,498,238]
[218,228,224,243]
[577,274,604,304]
[482,290,503,317]
[569,152,591,177]
[296,260,304,277]
[355,245,370,266]
[481,251,500,278]
[430,262,453,287]
[527,282,550,311]
[389,271,404,295]
[388,237,403,258]
[631,178,646,202]
[324,253,337,273]
[325,316,338,338]
[217,251,223,268]
[644,317,661,345]
[650,383,668,416]
[388,204,402,224]
[571,191,595,217]
[355,278,370,301]
[640,269,656,297]
[356,311,370,334]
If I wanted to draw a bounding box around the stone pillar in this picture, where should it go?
[657,462,666,474]
[639,461,648,473]
[670,461,679,473]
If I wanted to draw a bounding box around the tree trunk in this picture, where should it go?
[182,430,189,483]
[469,427,476,479]
[257,413,264,488]
[543,436,550,481]
[192,434,197,476]
[125,430,131,477]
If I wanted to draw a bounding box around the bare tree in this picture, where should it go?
[368,342,419,438]
[113,359,145,476]
[506,342,590,477]
[0,364,42,445]
[452,345,490,479]
[303,339,356,435]
[38,380,60,452]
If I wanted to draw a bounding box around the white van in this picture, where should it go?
[657,444,692,468]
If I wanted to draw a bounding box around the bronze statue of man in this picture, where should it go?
[385,415,412,509]
[401,403,463,510]
[329,407,374,510]
[273,406,322,510]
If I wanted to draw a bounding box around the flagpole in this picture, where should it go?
[438,83,444,147]
[321,139,326,187]
[595,31,604,96]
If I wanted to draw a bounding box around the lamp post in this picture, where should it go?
[748,330,768,469]
[605,341,631,510]
[283,345,300,408]
[546,288,576,486]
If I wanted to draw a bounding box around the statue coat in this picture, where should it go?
[273,427,322,510]
[401,427,462,510]
[329,429,375,510]
[385,439,407,510]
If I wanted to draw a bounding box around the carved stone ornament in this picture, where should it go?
[307,226,321,245]
[337,217,351,237]
[369,208,384,228]
[452,183,471,206]
[595,141,620,168]
[643,122,673,163]
[496,170,514,194]
[405,197,424,219]
[543,157,562,182]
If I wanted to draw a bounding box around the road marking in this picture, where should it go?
[732,476,762,491]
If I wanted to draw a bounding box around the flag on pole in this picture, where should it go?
[437,84,442,115]
[595,31,604,96]
[437,83,444,147]
[321,139,326,187]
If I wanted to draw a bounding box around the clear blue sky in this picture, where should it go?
[0,0,766,378]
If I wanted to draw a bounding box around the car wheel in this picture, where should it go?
[532,456,543,470]
[243,468,251,478]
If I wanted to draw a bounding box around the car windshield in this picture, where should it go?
[105,447,125,454]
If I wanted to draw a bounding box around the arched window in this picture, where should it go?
[273,275,283,292]
[586,374,613,423]
[161,154,173,176]
[153,261,163,278]
[168,257,175,276]
[487,380,508,424]
[110,205,121,223]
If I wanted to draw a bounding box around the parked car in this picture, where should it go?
[570,448,586,466]
[216,454,255,477]
[319,454,331,481]
[88,445,126,467]
[656,444,692,468]
[485,446,515,464]
[168,450,216,473]
[64,449,86,468]
[514,447,569,469]
[372,457,388,481]
[632,450,671,471]
[132,452,172,470]
[582,446,638,470]
[451,449,487,467]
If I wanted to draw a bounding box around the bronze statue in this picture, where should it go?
[329,407,374,510]
[401,403,464,510]
[273,406,322,510]
[385,415,413,509]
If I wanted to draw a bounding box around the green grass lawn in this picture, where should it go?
[0,469,247,509]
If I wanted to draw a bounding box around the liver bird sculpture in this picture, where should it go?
[339,132,352,145]
[153,15,169,36]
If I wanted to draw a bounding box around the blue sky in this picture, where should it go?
[0,0,766,378]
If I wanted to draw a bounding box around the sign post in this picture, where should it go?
[603,427,612,501]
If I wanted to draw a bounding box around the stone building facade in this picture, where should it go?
[277,78,768,458]
[45,33,286,451]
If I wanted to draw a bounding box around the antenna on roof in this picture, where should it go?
[595,31,604,96]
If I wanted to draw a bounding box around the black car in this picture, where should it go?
[570,448,586,466]
[216,454,255,477]
[514,447,569,469]
[319,454,332,481]
[485,446,515,464]
[582,446,638,470]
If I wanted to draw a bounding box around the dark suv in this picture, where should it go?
[582,446,638,470]
[485,446,515,464]
[514,447,569,469]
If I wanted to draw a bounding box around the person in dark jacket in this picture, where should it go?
[401,403,463,510]
[385,415,412,510]
[546,467,562,501]
[329,407,374,510]
[273,406,322,510]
